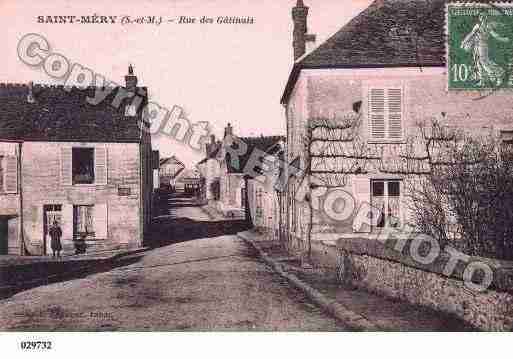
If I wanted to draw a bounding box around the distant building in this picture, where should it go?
[202,123,284,219]
[246,140,286,239]
[176,168,202,195]
[196,135,222,204]
[0,66,154,255]
[159,155,185,190]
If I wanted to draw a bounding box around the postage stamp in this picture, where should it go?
[447,2,513,90]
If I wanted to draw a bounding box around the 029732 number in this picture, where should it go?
[20,341,52,350]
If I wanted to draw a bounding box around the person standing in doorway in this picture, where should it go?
[49,220,63,258]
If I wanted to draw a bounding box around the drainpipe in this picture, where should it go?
[18,142,25,256]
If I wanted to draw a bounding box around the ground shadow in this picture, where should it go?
[0,254,144,300]
[148,217,251,248]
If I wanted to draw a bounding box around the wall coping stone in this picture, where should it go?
[320,237,513,294]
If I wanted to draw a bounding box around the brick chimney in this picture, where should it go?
[125,64,138,92]
[292,0,316,60]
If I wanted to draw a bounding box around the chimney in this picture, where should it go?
[27,81,36,104]
[125,64,138,92]
[292,0,315,60]
[206,134,216,157]
[224,123,233,138]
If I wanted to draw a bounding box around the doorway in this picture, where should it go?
[43,204,62,255]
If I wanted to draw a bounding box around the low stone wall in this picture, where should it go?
[302,236,513,331]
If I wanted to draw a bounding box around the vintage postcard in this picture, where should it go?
[0,0,512,356]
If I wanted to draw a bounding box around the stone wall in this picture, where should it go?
[305,237,513,331]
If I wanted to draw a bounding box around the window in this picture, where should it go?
[72,148,95,184]
[371,180,402,229]
[73,205,95,240]
[502,141,513,162]
[368,87,404,141]
[500,131,513,162]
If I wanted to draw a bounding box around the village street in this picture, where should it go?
[0,193,347,331]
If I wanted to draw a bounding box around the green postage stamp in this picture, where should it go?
[447,3,513,90]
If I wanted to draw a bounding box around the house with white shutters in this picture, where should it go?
[0,66,154,255]
[282,0,513,247]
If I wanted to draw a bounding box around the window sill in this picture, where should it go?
[70,184,103,187]
[367,139,406,145]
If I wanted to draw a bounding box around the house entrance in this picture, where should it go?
[371,180,402,230]
[43,205,62,255]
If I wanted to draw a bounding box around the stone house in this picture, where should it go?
[282,0,513,245]
[175,168,201,194]
[198,123,284,219]
[159,155,185,190]
[0,66,154,255]
[217,124,284,219]
[196,136,222,204]
[246,140,286,239]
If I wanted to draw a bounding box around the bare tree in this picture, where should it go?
[406,121,513,260]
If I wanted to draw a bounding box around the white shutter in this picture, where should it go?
[62,204,74,240]
[369,88,386,140]
[369,87,404,140]
[4,155,18,193]
[95,147,108,185]
[387,88,403,140]
[60,147,72,185]
[94,203,108,239]
[353,176,372,233]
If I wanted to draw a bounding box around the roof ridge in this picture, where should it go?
[0,83,149,91]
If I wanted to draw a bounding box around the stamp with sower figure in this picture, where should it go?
[447,2,513,90]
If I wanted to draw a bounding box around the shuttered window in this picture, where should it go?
[61,146,108,185]
[94,203,108,239]
[4,156,18,193]
[94,147,108,185]
[61,148,73,185]
[369,87,404,141]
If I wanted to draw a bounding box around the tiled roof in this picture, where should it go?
[159,155,184,167]
[226,135,285,174]
[282,0,447,104]
[0,84,147,142]
[304,0,446,68]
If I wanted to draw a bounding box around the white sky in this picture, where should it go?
[0,0,372,166]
